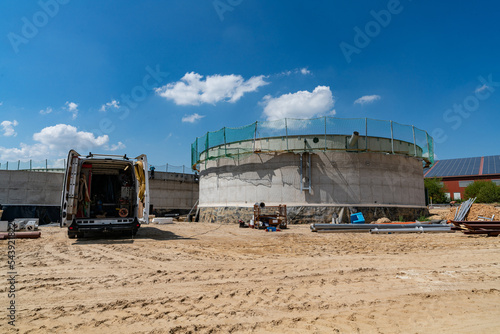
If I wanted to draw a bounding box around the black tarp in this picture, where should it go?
[0,205,60,225]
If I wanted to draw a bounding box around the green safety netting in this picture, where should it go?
[189,117,434,169]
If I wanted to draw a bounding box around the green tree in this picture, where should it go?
[424,178,448,203]
[464,181,500,203]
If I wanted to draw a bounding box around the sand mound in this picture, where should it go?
[374,217,392,224]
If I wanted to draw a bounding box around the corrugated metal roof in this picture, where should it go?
[424,155,500,178]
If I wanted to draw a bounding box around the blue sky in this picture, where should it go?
[0,0,499,168]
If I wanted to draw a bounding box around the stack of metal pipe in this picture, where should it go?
[453,197,477,221]
[310,222,452,234]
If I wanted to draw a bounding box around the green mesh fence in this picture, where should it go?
[191,117,434,169]
[0,159,66,171]
[326,117,367,137]
[0,159,194,174]
[150,163,194,174]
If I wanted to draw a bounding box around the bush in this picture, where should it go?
[464,181,500,203]
[424,178,448,203]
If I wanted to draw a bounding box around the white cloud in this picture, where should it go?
[1,120,18,137]
[0,143,49,162]
[279,68,312,76]
[40,107,53,115]
[33,124,107,151]
[100,100,120,112]
[156,72,268,106]
[0,124,123,161]
[0,101,3,106]
[182,113,205,123]
[354,95,381,105]
[475,84,489,93]
[261,86,335,121]
[65,101,79,119]
[106,141,126,151]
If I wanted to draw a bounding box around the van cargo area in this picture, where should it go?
[61,151,149,238]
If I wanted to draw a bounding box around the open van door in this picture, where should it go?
[134,154,150,224]
[61,150,80,227]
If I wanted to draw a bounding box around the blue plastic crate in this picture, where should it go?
[350,212,365,224]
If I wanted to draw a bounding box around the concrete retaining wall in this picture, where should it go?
[149,172,199,211]
[0,170,199,211]
[0,170,63,205]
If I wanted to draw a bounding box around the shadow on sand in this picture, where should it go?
[71,225,193,244]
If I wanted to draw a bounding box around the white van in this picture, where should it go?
[60,150,149,238]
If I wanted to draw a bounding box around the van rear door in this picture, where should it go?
[61,150,80,227]
[134,154,150,224]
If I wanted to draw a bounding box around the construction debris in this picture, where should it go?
[448,199,500,237]
[0,231,42,239]
[251,202,287,230]
[451,220,500,237]
[0,218,39,232]
[370,226,453,234]
[310,222,452,234]
[152,217,174,224]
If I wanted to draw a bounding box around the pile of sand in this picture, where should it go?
[374,217,392,224]
[444,203,500,221]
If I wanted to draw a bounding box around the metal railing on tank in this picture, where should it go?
[191,116,434,170]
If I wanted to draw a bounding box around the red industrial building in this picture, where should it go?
[424,155,500,201]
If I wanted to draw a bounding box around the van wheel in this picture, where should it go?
[68,232,76,239]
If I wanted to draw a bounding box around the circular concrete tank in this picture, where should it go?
[192,118,434,223]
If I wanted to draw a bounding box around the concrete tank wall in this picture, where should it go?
[198,151,427,223]
[199,151,425,207]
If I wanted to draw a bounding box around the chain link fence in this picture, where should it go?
[191,117,434,168]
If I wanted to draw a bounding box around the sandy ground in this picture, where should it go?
[1,222,500,334]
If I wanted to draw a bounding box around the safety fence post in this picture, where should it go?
[365,118,368,151]
[285,118,288,151]
[412,125,417,156]
[390,120,394,154]
[324,116,327,151]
